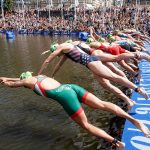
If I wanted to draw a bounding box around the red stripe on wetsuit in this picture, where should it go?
[36,81,47,96]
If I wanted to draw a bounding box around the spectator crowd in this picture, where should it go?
[0,4,150,35]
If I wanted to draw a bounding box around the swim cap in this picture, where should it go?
[109,36,115,42]
[112,30,119,35]
[20,71,33,80]
[86,38,94,44]
[50,43,59,52]
[98,38,105,42]
[108,34,115,41]
[65,40,73,43]
[108,34,113,39]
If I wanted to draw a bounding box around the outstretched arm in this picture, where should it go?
[0,77,20,82]
[0,77,24,88]
[41,50,50,55]
[51,55,67,78]
[90,27,100,41]
[90,27,96,41]
[38,47,63,75]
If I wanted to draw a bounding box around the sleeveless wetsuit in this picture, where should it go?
[65,46,100,65]
[98,43,125,55]
[117,41,128,45]
[77,44,94,55]
[115,36,123,41]
[128,41,137,47]
[116,41,136,52]
[97,43,107,51]
[119,44,136,52]
[119,34,128,38]
[77,43,125,55]
[34,75,89,119]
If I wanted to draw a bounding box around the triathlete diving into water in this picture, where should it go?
[0,72,150,150]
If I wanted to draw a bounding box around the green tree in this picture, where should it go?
[4,0,13,11]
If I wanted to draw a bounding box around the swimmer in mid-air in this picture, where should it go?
[1,71,150,150]
[38,42,149,101]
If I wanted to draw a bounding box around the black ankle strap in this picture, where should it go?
[111,138,118,148]
[135,87,139,92]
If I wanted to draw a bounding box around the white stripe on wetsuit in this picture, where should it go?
[34,84,45,96]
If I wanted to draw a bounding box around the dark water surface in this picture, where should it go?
[0,34,124,150]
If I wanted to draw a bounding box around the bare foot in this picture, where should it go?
[134,120,150,137]
[127,101,135,112]
[137,87,149,100]
[116,141,125,150]
[140,52,150,62]
[134,70,141,84]
[137,70,141,84]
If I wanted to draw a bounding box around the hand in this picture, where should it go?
[0,77,7,84]
[41,51,47,55]
[41,50,50,55]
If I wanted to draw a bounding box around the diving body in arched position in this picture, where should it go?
[0,72,150,150]
[38,42,149,103]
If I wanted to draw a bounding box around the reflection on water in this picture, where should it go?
[0,34,125,150]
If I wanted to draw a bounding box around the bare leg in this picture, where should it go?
[94,74,134,111]
[126,62,139,71]
[118,60,142,83]
[104,62,127,78]
[88,61,149,99]
[97,52,136,63]
[73,111,125,150]
[84,93,150,137]
[118,60,137,76]
[88,61,136,89]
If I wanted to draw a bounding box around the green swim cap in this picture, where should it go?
[86,38,94,44]
[109,36,115,42]
[50,42,59,52]
[65,40,73,43]
[108,34,115,41]
[20,71,33,80]
[108,34,112,39]
[98,38,105,42]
